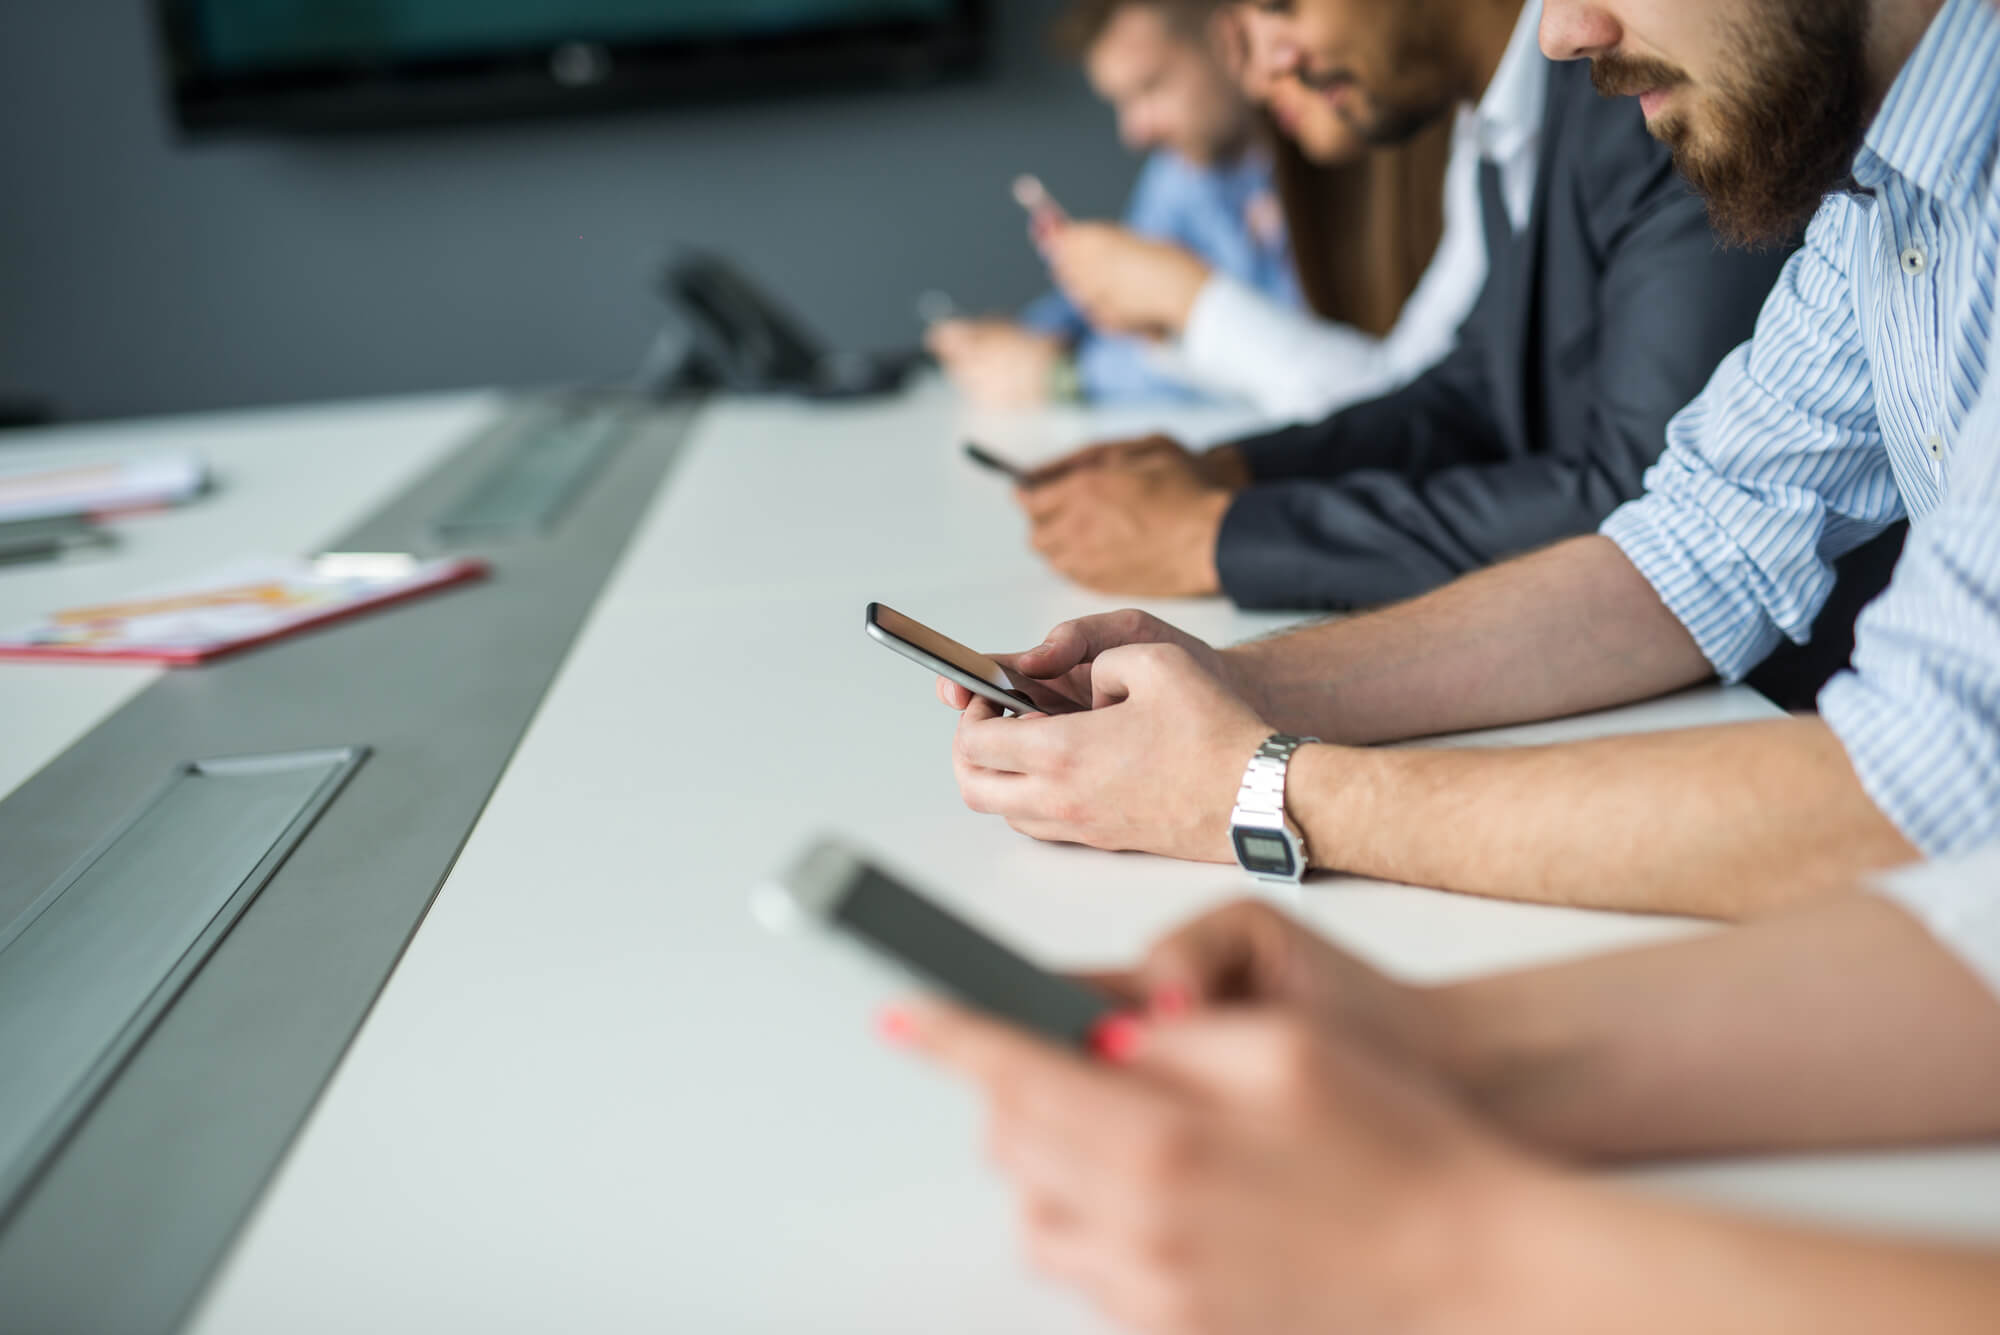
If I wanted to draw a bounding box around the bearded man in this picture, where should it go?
[1006,0,1792,621]
[936,0,2000,919]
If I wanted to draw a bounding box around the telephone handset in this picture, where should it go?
[650,251,919,399]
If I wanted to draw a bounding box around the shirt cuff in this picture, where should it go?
[1181,274,1258,371]
[1820,665,2000,858]
[1874,844,2000,1004]
[1600,496,1790,681]
[1019,291,1084,341]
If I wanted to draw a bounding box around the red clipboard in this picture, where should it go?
[0,555,489,666]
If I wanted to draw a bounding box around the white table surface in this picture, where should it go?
[5,380,1995,1333]
[0,392,499,804]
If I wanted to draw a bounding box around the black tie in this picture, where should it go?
[1479,158,1511,254]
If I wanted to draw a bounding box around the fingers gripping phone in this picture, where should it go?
[866,602,1041,715]
[1012,174,1069,229]
[754,838,1116,1050]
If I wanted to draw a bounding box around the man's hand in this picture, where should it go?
[950,642,1273,863]
[1016,440,1236,596]
[926,319,1065,411]
[934,609,1245,717]
[1017,433,1250,491]
[1043,222,1213,338]
[896,1000,1520,1335]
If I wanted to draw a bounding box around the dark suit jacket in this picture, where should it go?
[1215,59,1795,611]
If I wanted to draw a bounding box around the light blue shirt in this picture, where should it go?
[1600,0,2000,857]
[1021,149,1301,404]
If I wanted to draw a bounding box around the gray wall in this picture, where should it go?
[0,1,1137,422]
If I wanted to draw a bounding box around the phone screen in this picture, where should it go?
[869,604,1018,698]
[831,861,1114,1048]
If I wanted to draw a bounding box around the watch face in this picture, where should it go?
[1232,828,1297,878]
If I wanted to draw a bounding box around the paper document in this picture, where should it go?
[0,452,209,524]
[0,554,487,665]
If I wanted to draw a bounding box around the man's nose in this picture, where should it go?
[1539,0,1622,62]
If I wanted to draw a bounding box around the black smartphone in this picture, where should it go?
[865,602,1050,716]
[963,440,1028,482]
[755,838,1116,1050]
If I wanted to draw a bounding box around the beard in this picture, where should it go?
[1299,2,1459,149]
[1591,0,1870,247]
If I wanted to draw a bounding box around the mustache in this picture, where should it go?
[1590,54,1691,99]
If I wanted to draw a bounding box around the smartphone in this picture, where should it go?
[1011,174,1069,227]
[754,837,1116,1049]
[865,602,1045,716]
[962,440,1027,482]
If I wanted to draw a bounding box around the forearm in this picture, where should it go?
[1224,537,1712,745]
[1465,1170,2000,1335]
[1293,715,1918,916]
[1423,892,2000,1159]
[1179,275,1398,421]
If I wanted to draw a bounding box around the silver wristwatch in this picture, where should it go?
[1229,734,1319,883]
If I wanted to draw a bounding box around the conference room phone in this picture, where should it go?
[653,252,920,399]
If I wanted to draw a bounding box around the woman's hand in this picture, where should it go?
[897,999,1527,1335]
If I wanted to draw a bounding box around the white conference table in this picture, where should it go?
[3,378,1996,1332]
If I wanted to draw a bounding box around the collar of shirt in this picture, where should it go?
[1853,0,2000,203]
[1215,144,1276,207]
[1458,0,1547,233]
[1148,146,1274,219]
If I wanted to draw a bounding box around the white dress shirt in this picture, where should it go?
[1174,0,1546,425]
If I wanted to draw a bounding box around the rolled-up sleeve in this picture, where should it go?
[1875,842,2000,1001]
[1602,200,1905,680]
[1820,412,2000,855]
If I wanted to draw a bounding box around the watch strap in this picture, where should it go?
[1231,734,1317,825]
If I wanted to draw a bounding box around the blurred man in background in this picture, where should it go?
[926,0,1301,408]
[999,0,1790,611]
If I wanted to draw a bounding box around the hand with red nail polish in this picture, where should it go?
[876,1007,918,1046]
[1149,985,1193,1019]
[890,995,1522,1335]
[1089,1012,1148,1063]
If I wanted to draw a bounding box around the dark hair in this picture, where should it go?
[1053,0,1219,59]
[1272,114,1451,333]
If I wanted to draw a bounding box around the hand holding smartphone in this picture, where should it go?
[1013,174,1069,248]
[755,838,1118,1051]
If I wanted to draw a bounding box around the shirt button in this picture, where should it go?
[1902,246,1929,276]
[1927,433,1946,460]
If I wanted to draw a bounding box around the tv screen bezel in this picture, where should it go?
[153,0,989,135]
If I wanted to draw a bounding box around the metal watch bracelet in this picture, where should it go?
[1229,734,1318,882]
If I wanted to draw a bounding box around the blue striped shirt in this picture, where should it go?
[1601,0,2000,857]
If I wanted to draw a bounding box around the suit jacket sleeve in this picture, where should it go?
[1222,274,1505,485]
[1214,137,1788,611]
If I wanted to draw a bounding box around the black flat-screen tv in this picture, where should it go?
[155,0,988,135]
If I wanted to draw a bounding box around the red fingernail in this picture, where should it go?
[1151,985,1192,1019]
[1088,1013,1146,1064]
[877,1008,917,1046]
